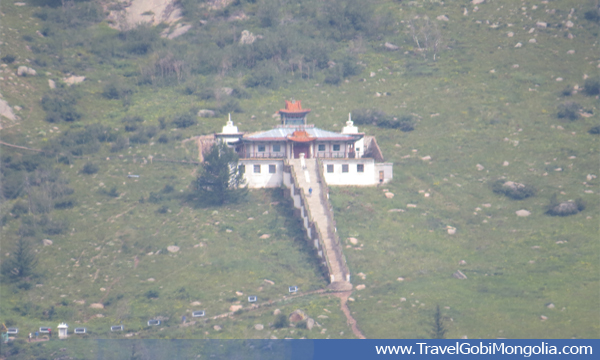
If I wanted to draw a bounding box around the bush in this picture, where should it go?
[583,77,600,96]
[102,80,132,100]
[157,205,168,214]
[54,199,75,209]
[161,184,174,193]
[41,89,82,123]
[111,136,129,152]
[42,218,69,235]
[81,162,99,175]
[217,98,243,115]
[273,313,289,328]
[172,113,196,128]
[158,117,167,129]
[103,187,119,198]
[158,134,169,143]
[546,195,585,216]
[492,180,536,200]
[557,101,581,120]
[588,125,600,135]
[584,9,600,22]
[145,290,159,299]
[1,54,16,64]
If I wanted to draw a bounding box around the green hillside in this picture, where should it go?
[0,1,598,355]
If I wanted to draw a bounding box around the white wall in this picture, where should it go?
[375,163,394,184]
[239,160,284,188]
[321,158,377,186]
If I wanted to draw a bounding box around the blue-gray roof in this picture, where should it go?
[244,127,360,141]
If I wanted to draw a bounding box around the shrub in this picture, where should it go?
[584,9,600,22]
[148,192,162,203]
[103,187,119,198]
[1,54,16,64]
[324,74,341,85]
[81,162,99,175]
[158,117,166,130]
[217,98,243,115]
[145,290,159,299]
[296,320,308,329]
[41,89,82,123]
[273,313,289,328]
[11,201,29,217]
[128,132,149,144]
[492,180,536,200]
[158,134,169,143]
[557,101,581,120]
[546,195,585,216]
[42,218,69,235]
[583,77,600,96]
[161,184,174,193]
[102,80,132,100]
[172,113,196,128]
[157,205,168,214]
[1,238,38,280]
[54,199,75,209]
[111,136,129,152]
[588,125,600,135]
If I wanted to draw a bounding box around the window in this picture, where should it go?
[273,144,281,152]
[327,164,334,173]
[254,165,261,173]
[269,164,276,173]
[333,144,341,151]
[342,164,349,173]
[318,144,326,151]
[357,164,364,173]
[258,145,265,152]
[356,148,360,153]
[239,165,245,174]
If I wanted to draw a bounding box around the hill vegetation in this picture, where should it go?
[0,0,598,353]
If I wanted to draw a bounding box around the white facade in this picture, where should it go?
[321,159,392,186]
[239,159,284,188]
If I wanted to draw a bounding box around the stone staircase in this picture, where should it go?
[289,158,352,291]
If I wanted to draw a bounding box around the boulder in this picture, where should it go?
[0,99,17,121]
[48,79,56,89]
[436,15,449,21]
[516,209,531,217]
[260,234,270,239]
[355,284,366,290]
[17,66,36,76]
[62,75,85,85]
[273,309,281,315]
[89,303,104,309]
[347,237,358,245]
[197,109,216,118]
[385,192,394,199]
[254,324,264,330]
[306,318,315,330]
[565,21,574,28]
[239,30,257,45]
[289,309,307,322]
[476,164,485,171]
[43,239,53,246]
[190,301,202,306]
[230,305,243,312]
[167,245,180,253]
[213,325,222,331]
[453,270,467,279]
[536,22,547,28]
[384,42,399,51]
[472,0,485,4]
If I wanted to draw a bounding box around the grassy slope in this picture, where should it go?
[0,0,598,342]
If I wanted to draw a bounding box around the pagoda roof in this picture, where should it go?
[243,127,360,142]
[279,100,311,115]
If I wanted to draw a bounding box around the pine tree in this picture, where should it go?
[2,237,38,280]
[193,142,247,206]
[430,305,448,339]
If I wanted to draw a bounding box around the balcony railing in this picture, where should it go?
[243,152,286,159]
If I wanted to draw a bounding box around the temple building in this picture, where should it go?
[215,100,393,188]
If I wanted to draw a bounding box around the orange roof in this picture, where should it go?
[279,100,311,115]
[287,130,315,143]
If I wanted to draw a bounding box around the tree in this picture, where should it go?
[1,237,38,281]
[430,305,448,339]
[193,142,246,206]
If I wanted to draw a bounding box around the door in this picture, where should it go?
[293,144,310,158]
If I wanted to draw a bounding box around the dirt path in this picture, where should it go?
[333,291,366,339]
